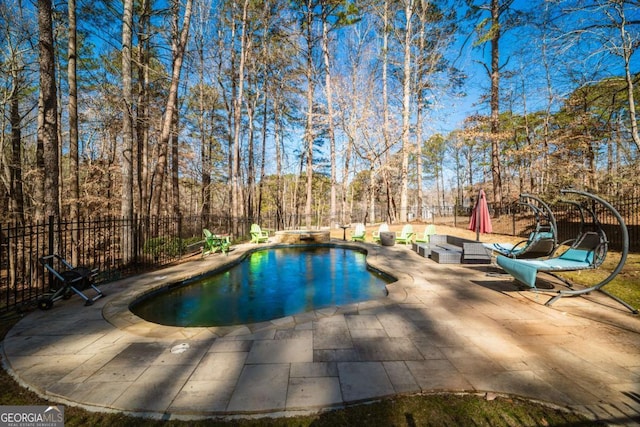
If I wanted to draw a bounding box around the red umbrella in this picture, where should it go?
[468,189,493,240]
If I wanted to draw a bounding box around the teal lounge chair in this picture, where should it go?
[372,223,389,243]
[497,189,636,314]
[415,224,436,244]
[203,229,231,255]
[497,231,604,288]
[250,224,269,243]
[485,194,557,259]
[486,228,556,259]
[395,224,414,245]
[350,223,366,242]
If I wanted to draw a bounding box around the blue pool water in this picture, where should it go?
[131,246,392,327]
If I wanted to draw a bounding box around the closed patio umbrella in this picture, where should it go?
[468,189,493,241]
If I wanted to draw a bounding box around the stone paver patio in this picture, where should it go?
[2,240,639,424]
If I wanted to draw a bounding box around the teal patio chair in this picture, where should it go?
[497,188,636,314]
[497,231,604,289]
[486,228,556,259]
[485,194,557,259]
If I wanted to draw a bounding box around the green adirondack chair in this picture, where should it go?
[415,224,436,243]
[395,224,414,245]
[250,224,269,243]
[203,229,231,256]
[372,223,389,243]
[350,223,366,242]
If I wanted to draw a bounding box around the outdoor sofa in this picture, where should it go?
[412,234,491,264]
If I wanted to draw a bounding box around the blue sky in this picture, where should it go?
[432,0,640,135]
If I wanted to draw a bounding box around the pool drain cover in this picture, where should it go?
[170,343,190,354]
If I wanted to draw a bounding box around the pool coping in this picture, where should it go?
[102,240,412,339]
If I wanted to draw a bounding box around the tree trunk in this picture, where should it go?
[381,0,394,223]
[35,105,45,221]
[171,108,180,217]
[229,0,249,234]
[490,0,502,207]
[303,0,315,229]
[617,3,640,152]
[321,10,337,228]
[258,88,268,222]
[399,0,413,223]
[137,0,151,217]
[246,96,256,221]
[9,83,25,224]
[414,20,425,221]
[150,0,193,223]
[37,0,60,221]
[342,135,353,224]
[541,31,552,194]
[368,162,376,224]
[120,0,134,263]
[198,39,211,220]
[68,0,79,263]
[274,89,283,229]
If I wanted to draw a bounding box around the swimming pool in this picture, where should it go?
[131,246,393,327]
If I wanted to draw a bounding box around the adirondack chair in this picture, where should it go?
[203,228,231,256]
[415,224,436,244]
[395,224,414,245]
[250,224,269,243]
[350,223,366,242]
[372,223,389,243]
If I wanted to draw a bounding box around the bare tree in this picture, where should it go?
[299,0,318,229]
[150,0,194,221]
[488,0,505,206]
[380,0,395,223]
[399,0,415,223]
[171,106,181,217]
[37,0,59,220]
[334,20,373,224]
[228,0,249,232]
[120,0,134,262]
[321,1,337,228]
[1,2,32,223]
[68,0,79,263]
[194,0,212,220]
[465,0,518,207]
[136,0,151,217]
[8,76,26,224]
[607,0,640,152]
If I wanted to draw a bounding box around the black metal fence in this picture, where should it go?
[1,195,638,313]
[0,215,243,313]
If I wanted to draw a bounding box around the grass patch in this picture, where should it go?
[556,250,640,310]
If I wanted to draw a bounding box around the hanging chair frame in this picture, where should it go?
[487,193,558,259]
[544,189,635,313]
